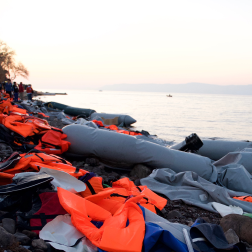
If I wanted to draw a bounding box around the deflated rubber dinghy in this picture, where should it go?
[90,112,137,127]
[44,102,68,111]
[170,135,252,161]
[63,124,217,182]
[213,148,252,174]
[198,139,252,160]
[44,102,96,117]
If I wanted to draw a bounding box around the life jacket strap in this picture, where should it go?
[136,186,142,192]
[51,128,63,133]
[17,213,59,230]
[110,193,128,198]
[40,140,61,149]
[85,180,96,195]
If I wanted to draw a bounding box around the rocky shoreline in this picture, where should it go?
[0,96,252,252]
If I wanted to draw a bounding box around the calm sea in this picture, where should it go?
[37,89,252,143]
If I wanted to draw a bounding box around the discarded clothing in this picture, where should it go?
[190,218,246,252]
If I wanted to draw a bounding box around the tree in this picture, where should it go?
[0,40,29,82]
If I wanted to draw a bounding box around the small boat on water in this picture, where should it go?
[166,94,172,97]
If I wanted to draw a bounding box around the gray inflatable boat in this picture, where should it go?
[90,112,136,127]
[63,124,217,182]
[170,136,252,161]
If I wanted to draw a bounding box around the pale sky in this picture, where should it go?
[1,0,252,89]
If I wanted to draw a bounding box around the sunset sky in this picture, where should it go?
[1,0,252,89]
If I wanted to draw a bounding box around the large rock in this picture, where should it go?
[220,214,252,244]
[167,210,182,219]
[2,218,16,234]
[130,164,152,179]
[0,226,18,250]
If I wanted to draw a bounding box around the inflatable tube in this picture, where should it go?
[63,124,217,182]
[90,112,136,127]
[171,138,252,161]
[213,149,252,173]
[44,102,69,111]
[63,107,96,117]
[198,139,252,160]
[44,102,96,117]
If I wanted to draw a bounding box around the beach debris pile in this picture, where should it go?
[0,94,252,252]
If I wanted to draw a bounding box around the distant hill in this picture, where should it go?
[101,83,252,95]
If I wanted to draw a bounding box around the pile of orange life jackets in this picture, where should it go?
[92,120,142,136]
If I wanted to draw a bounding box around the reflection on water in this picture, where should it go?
[37,89,252,142]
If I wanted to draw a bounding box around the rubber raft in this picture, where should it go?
[90,112,136,127]
[198,139,252,160]
[63,124,217,182]
[44,102,96,117]
[171,138,252,161]
[44,102,136,127]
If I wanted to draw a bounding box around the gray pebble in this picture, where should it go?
[2,218,16,234]
[32,239,47,251]
[224,229,239,244]
[167,210,182,219]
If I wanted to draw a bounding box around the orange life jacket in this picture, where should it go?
[0,100,27,115]
[1,152,103,197]
[233,196,252,203]
[0,113,7,124]
[11,106,28,115]
[112,177,167,211]
[84,187,154,214]
[0,100,13,114]
[79,176,104,197]
[2,115,51,137]
[58,187,145,252]
[92,120,142,136]
[35,127,71,154]
[83,177,167,214]
[0,172,14,185]
[4,92,10,99]
[1,152,104,196]
[2,152,73,174]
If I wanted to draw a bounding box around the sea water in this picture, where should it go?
[37,89,252,143]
